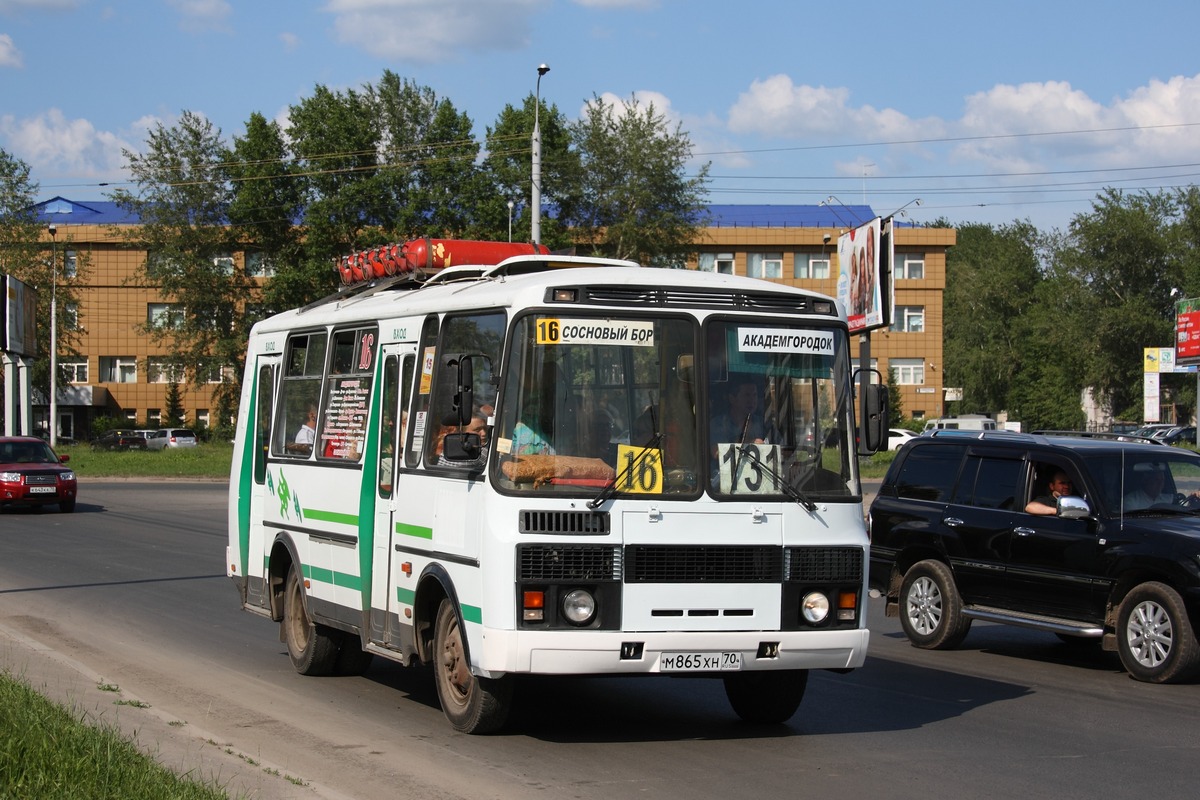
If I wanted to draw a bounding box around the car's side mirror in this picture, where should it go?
[1058,495,1090,519]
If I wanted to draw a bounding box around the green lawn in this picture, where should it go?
[58,442,233,479]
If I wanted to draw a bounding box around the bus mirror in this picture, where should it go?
[676,354,694,384]
[450,354,475,425]
[858,379,888,455]
[443,431,482,461]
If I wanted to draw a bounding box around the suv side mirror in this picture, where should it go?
[1058,495,1090,519]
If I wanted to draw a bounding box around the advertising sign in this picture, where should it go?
[2,275,38,357]
[1176,297,1200,365]
[836,217,884,333]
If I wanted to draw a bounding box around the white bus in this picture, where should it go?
[227,238,887,733]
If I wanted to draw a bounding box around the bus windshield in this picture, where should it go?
[495,314,701,496]
[493,312,856,502]
[705,319,856,501]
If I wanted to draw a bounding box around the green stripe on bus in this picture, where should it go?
[461,604,482,624]
[395,521,433,539]
[396,587,416,605]
[303,509,359,526]
[301,563,362,591]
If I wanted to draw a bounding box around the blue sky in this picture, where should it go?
[4,0,1200,232]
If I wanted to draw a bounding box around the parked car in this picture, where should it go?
[1161,426,1197,446]
[887,427,918,451]
[869,429,1200,683]
[0,436,77,513]
[145,428,198,450]
[92,429,148,451]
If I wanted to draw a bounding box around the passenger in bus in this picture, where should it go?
[512,415,554,455]
[288,406,317,453]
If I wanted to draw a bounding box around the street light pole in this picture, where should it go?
[47,223,57,448]
[531,63,549,245]
[507,199,514,242]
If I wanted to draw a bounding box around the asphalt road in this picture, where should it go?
[2,481,1198,800]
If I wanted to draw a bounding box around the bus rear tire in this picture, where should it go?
[433,599,512,734]
[723,669,808,724]
[283,565,339,676]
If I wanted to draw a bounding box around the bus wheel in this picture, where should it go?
[283,565,338,676]
[432,599,512,734]
[723,669,808,724]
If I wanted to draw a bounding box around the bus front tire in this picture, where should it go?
[283,565,338,676]
[723,669,808,724]
[432,599,512,734]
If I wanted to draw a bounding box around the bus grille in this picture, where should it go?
[784,547,863,583]
[624,545,783,583]
[518,544,621,581]
[519,509,610,535]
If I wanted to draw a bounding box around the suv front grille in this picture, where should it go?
[24,473,58,486]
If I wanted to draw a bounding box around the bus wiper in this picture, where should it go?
[734,444,817,513]
[587,429,664,510]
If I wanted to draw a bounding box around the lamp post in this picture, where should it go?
[507,199,514,242]
[47,223,57,448]
[531,63,550,245]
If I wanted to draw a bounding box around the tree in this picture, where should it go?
[566,94,710,266]
[226,112,303,318]
[109,111,251,414]
[943,221,1047,416]
[163,381,185,426]
[480,94,578,248]
[1054,189,1182,420]
[886,367,906,427]
[0,148,87,415]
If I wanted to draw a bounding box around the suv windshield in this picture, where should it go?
[1088,451,1200,512]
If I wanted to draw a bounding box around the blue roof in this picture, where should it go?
[704,204,877,228]
[29,197,877,229]
[32,196,140,225]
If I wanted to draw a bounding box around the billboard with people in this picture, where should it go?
[836,217,891,333]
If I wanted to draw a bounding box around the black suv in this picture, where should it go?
[869,430,1200,683]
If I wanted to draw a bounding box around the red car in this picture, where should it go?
[0,436,78,513]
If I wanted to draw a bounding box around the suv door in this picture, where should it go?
[1004,456,1104,621]
[940,447,1027,606]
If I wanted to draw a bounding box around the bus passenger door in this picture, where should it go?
[372,345,416,650]
[247,356,280,607]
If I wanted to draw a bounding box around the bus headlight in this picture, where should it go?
[561,589,596,626]
[801,591,830,624]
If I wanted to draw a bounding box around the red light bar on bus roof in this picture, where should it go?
[335,238,551,286]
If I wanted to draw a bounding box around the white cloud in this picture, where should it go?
[0,32,21,67]
[166,0,232,33]
[323,0,547,63]
[279,31,299,51]
[571,0,658,8]
[0,109,136,180]
[0,0,81,12]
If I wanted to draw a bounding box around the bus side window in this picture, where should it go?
[378,355,399,497]
[254,362,276,484]
[274,331,326,458]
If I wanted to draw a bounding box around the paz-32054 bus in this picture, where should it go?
[227,238,887,733]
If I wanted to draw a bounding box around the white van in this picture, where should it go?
[922,415,998,433]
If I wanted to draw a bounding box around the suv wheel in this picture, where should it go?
[1116,582,1200,683]
[900,559,972,650]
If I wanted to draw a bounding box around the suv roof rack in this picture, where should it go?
[1031,430,1166,445]
[926,429,1037,442]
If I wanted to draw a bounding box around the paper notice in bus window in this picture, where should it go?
[736,328,835,356]
[536,318,655,347]
[419,346,436,394]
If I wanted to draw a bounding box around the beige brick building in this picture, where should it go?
[28,199,953,439]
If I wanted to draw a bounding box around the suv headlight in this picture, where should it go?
[0,472,20,482]
[60,471,76,482]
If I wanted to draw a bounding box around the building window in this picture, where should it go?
[63,303,79,330]
[148,357,185,384]
[747,252,783,279]
[213,253,235,275]
[124,409,137,423]
[698,252,734,274]
[891,305,925,333]
[148,408,162,426]
[64,250,77,278]
[245,252,276,278]
[794,253,830,280]
[148,303,184,329]
[198,364,234,384]
[196,409,211,428]
[890,358,925,385]
[897,256,925,280]
[61,359,88,383]
[99,356,138,384]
